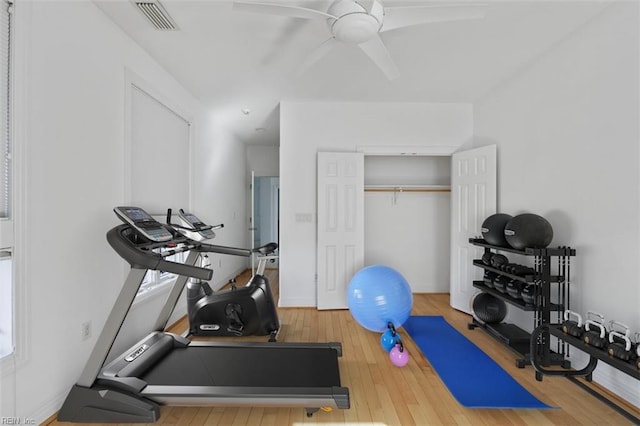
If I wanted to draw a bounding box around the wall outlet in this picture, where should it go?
[81,321,92,341]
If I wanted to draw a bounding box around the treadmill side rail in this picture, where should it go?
[187,339,343,356]
[141,385,350,410]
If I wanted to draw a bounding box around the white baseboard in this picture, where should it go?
[568,350,640,409]
[592,363,640,409]
[32,389,67,424]
[277,297,316,308]
[211,267,247,291]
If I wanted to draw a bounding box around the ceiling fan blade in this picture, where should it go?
[357,0,374,13]
[296,37,338,76]
[233,1,338,20]
[357,34,399,80]
[260,18,310,65]
[381,3,487,33]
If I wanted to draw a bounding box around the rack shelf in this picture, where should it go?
[472,281,564,312]
[469,238,576,257]
[472,260,565,283]
[534,324,640,380]
[469,319,531,357]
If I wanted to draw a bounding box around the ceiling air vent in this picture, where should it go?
[134,0,178,30]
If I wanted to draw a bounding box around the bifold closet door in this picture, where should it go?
[449,145,497,314]
[317,152,364,310]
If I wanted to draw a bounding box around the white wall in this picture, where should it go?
[364,155,451,186]
[365,191,451,292]
[2,2,247,422]
[474,2,639,407]
[247,144,279,177]
[192,115,250,284]
[279,101,472,306]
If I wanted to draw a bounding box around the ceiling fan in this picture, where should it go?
[233,0,487,80]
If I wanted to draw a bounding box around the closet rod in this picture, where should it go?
[364,188,451,193]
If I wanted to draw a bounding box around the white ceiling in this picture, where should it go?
[95,0,611,145]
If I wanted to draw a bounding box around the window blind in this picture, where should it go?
[0,0,10,361]
[0,0,11,218]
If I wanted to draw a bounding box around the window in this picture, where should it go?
[0,0,10,219]
[126,76,191,296]
[0,254,12,358]
[136,249,186,297]
[0,0,12,360]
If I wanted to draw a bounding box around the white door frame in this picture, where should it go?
[317,147,456,310]
[318,146,497,312]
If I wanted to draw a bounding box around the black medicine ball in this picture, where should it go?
[472,293,507,324]
[504,213,553,250]
[481,213,513,247]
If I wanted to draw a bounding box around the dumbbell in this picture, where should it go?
[583,312,607,349]
[561,310,584,338]
[520,283,538,305]
[506,279,523,299]
[483,271,497,289]
[481,252,494,266]
[500,263,515,274]
[607,321,633,361]
[493,275,509,293]
[513,265,536,277]
[490,254,509,270]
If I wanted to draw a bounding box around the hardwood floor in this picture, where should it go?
[52,268,640,425]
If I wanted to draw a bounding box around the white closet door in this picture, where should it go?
[450,145,497,313]
[317,152,364,310]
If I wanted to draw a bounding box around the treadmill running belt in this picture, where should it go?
[140,346,342,387]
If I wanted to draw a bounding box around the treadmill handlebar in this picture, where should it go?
[107,225,213,281]
[198,243,252,257]
[196,241,278,257]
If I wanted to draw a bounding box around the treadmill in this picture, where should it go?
[58,207,349,422]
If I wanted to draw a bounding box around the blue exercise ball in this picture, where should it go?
[347,265,413,332]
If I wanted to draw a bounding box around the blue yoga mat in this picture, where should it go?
[403,316,553,409]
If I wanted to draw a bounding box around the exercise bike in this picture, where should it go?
[168,209,280,341]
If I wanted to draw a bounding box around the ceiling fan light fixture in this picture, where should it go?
[330,13,380,44]
[327,0,383,44]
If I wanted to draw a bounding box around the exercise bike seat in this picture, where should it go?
[255,242,278,256]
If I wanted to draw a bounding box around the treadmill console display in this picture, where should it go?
[114,206,173,242]
[178,211,216,240]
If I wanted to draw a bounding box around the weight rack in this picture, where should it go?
[469,238,576,369]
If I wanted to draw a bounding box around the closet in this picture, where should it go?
[364,155,451,293]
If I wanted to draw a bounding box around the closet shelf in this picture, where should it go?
[364,184,451,193]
